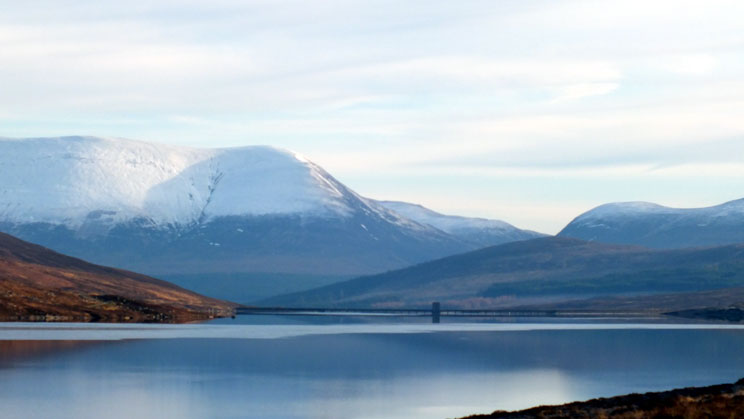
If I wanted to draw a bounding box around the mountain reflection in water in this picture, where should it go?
[1,319,744,419]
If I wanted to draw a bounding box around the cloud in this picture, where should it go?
[2,0,744,232]
[656,53,718,76]
[550,82,619,102]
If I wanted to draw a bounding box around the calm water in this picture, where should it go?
[2,317,744,419]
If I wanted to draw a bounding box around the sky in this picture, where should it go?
[1,0,743,234]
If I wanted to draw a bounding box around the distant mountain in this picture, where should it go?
[0,232,235,321]
[264,237,744,309]
[0,136,482,287]
[559,199,744,248]
[376,201,545,247]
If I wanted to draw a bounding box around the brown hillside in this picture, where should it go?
[463,378,744,418]
[0,232,236,322]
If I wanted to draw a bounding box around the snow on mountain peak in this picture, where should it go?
[0,136,353,229]
[577,201,672,220]
[200,145,353,221]
[377,200,516,232]
[575,199,744,222]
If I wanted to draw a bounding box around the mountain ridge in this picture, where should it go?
[559,198,744,248]
[0,136,371,229]
[376,200,546,247]
[264,236,744,309]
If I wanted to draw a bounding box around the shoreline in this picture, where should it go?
[462,378,744,418]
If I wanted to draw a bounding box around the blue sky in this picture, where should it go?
[1,0,743,233]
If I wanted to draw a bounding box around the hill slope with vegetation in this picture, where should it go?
[0,232,236,322]
[265,237,744,309]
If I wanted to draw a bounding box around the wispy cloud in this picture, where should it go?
[1,0,743,232]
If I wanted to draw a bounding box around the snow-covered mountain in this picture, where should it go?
[1,136,368,229]
[377,200,545,247]
[0,136,549,302]
[559,199,744,248]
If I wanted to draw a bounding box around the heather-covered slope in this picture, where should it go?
[265,237,744,308]
[463,378,744,419]
[0,232,236,322]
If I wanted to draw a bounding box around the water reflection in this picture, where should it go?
[0,340,103,365]
[1,322,744,418]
